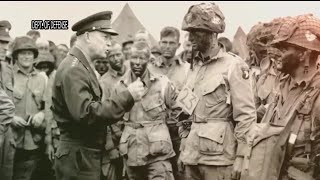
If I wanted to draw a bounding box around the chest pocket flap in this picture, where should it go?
[202,74,225,96]
[141,92,164,111]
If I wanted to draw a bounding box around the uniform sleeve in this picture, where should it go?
[62,66,134,125]
[0,88,15,124]
[311,94,320,178]
[228,60,257,156]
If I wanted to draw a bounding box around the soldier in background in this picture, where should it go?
[179,2,256,180]
[242,14,320,180]
[100,42,128,180]
[93,57,109,78]
[26,30,40,42]
[122,35,134,61]
[178,32,192,63]
[11,36,47,180]
[148,26,189,180]
[218,36,233,53]
[0,20,15,180]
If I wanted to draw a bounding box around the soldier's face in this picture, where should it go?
[109,46,124,71]
[130,51,148,77]
[93,58,108,76]
[57,45,68,60]
[37,43,49,53]
[188,30,212,53]
[17,50,35,68]
[277,45,302,74]
[122,42,133,60]
[0,40,9,61]
[160,35,180,59]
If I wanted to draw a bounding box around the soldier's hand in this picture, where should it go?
[177,155,185,173]
[12,116,27,128]
[32,112,45,128]
[46,144,55,162]
[127,77,144,101]
[231,156,244,180]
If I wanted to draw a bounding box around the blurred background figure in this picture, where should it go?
[122,35,134,61]
[26,30,40,42]
[55,44,69,68]
[93,58,109,78]
[69,33,77,49]
[36,38,50,53]
[218,36,233,52]
[178,32,192,63]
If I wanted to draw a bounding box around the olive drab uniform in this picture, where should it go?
[241,72,320,180]
[52,46,134,180]
[0,19,15,180]
[179,48,257,180]
[148,55,189,180]
[0,72,15,180]
[116,69,178,180]
[100,66,128,180]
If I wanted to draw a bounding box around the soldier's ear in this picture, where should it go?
[177,42,181,49]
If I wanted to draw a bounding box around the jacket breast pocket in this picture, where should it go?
[202,74,227,107]
[198,122,227,155]
[13,90,23,103]
[141,92,165,118]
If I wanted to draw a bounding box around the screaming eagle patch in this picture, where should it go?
[241,67,250,80]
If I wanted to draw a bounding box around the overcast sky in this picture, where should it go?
[1,1,319,49]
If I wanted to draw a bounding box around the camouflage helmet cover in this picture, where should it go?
[182,2,225,33]
[272,14,320,52]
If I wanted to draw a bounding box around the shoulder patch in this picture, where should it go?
[241,66,250,80]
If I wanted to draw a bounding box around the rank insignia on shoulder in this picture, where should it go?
[241,67,250,80]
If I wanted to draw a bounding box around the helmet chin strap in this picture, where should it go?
[301,50,312,74]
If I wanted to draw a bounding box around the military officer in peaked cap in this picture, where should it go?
[52,11,145,180]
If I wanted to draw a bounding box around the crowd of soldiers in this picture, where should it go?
[1,2,320,180]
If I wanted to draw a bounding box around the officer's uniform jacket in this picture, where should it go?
[52,46,134,149]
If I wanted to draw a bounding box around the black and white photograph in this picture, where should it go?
[0,1,320,180]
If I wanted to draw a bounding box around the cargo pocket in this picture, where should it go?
[198,122,227,155]
[13,90,23,104]
[55,146,70,159]
[77,146,100,173]
[141,92,165,118]
[148,125,172,156]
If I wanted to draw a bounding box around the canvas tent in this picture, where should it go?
[111,3,158,46]
[232,26,249,60]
